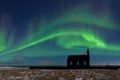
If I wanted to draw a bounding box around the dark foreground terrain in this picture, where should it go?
[0,67,119,80]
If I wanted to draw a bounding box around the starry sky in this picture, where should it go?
[0,0,120,66]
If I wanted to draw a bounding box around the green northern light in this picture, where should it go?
[0,29,120,56]
[0,2,119,57]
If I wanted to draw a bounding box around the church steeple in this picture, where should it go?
[87,48,89,56]
[86,48,90,67]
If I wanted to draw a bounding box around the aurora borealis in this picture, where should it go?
[0,0,120,65]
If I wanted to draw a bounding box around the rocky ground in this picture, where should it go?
[0,68,119,80]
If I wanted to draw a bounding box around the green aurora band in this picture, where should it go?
[0,3,119,56]
[1,29,120,56]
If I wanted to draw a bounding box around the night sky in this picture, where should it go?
[0,0,120,66]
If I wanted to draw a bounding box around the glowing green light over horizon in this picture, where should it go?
[57,30,106,49]
[0,2,120,57]
[0,29,120,56]
[0,30,105,55]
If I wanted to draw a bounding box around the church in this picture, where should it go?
[67,49,90,68]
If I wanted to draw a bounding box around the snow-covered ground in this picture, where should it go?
[0,68,119,80]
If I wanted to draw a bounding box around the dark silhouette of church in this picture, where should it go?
[67,49,90,68]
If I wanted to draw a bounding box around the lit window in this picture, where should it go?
[70,61,72,65]
[77,61,79,65]
[84,61,86,65]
